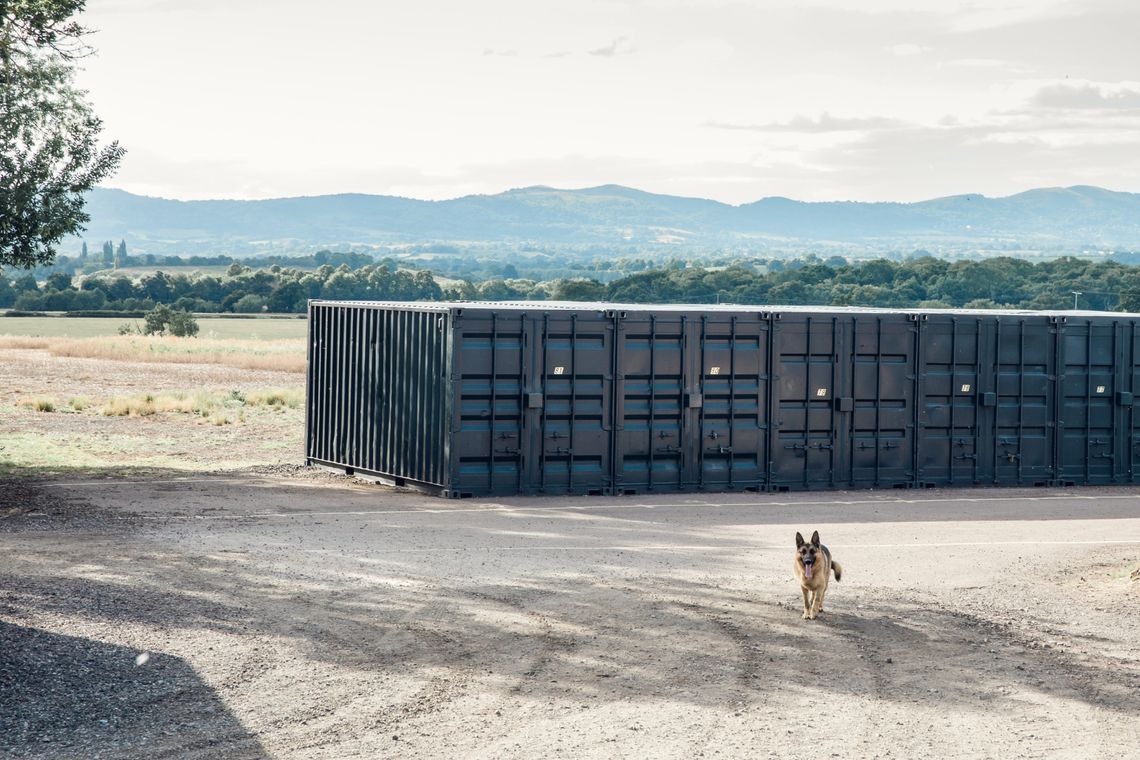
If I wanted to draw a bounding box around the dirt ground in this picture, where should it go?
[2,475,1139,760]
[2,347,1140,758]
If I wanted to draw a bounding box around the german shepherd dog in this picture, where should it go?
[794,530,842,620]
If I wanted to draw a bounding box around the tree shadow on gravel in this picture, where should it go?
[0,621,266,760]
[2,551,1137,723]
[3,471,1140,754]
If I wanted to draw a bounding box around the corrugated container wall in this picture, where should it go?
[306,301,1140,497]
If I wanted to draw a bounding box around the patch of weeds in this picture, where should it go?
[245,387,303,409]
[102,396,156,417]
[85,386,303,422]
[17,397,58,412]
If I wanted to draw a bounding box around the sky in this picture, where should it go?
[75,0,1140,204]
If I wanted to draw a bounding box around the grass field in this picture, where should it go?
[1,341,305,475]
[0,334,306,372]
[0,315,307,340]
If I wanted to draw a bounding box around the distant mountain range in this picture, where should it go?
[67,184,1140,256]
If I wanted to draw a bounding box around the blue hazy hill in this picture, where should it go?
[73,184,1140,254]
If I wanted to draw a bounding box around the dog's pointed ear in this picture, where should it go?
[795,532,805,548]
[810,530,820,547]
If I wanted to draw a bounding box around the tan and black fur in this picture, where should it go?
[794,530,842,620]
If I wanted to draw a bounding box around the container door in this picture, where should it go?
[1125,320,1140,483]
[450,311,529,496]
[987,317,1057,485]
[916,316,985,486]
[612,313,692,493]
[693,313,770,491]
[769,315,846,490]
[1057,319,1123,484]
[847,316,917,488]
[531,311,614,495]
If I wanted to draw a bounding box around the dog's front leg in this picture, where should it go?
[815,584,827,615]
[802,587,813,619]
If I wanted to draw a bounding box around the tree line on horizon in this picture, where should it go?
[4,255,1140,314]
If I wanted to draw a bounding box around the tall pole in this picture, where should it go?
[1072,291,1082,310]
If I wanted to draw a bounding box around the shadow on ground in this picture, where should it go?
[2,548,1137,721]
[0,621,265,759]
[3,472,1139,757]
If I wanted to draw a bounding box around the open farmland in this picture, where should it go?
[0,336,305,475]
[0,315,307,340]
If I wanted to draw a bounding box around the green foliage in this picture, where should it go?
[44,270,71,290]
[141,304,198,337]
[552,278,605,302]
[167,308,199,337]
[142,304,171,335]
[1,0,124,268]
[13,252,1140,315]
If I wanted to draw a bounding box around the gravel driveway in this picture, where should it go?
[2,475,1139,759]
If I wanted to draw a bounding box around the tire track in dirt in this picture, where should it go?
[460,588,579,695]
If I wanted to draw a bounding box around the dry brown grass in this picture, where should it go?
[0,336,51,350]
[16,397,58,412]
[0,335,305,373]
[99,388,302,420]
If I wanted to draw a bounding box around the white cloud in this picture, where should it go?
[588,36,636,57]
[887,43,928,57]
[946,58,1008,68]
[708,113,909,133]
[1029,80,1140,110]
[78,0,1140,203]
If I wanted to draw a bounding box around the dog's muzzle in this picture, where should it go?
[803,560,814,580]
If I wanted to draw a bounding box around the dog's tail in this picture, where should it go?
[832,560,843,582]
